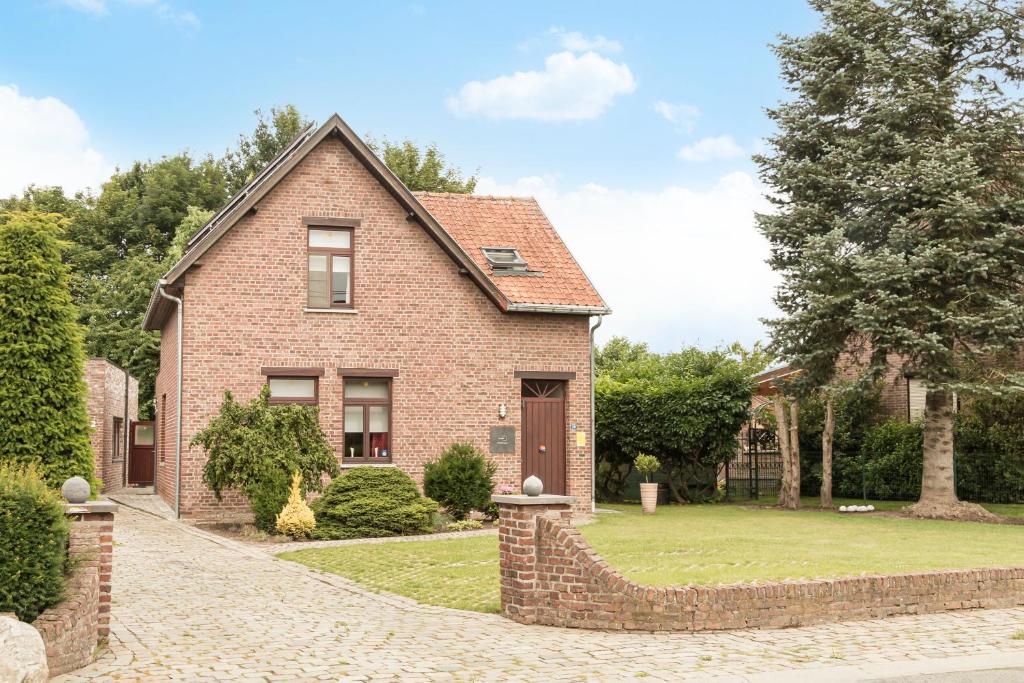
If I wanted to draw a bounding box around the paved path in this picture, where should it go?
[60,507,1024,682]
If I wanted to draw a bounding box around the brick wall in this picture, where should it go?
[154,310,179,513]
[32,503,116,676]
[83,358,140,492]
[159,136,593,520]
[496,498,1024,631]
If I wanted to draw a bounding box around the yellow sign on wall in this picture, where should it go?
[576,431,586,448]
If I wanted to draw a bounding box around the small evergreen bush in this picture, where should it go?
[276,471,316,540]
[311,467,437,539]
[0,464,69,621]
[446,519,483,531]
[634,454,660,483]
[422,443,496,520]
[248,468,291,533]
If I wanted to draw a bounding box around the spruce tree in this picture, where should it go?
[757,0,1024,519]
[0,212,95,490]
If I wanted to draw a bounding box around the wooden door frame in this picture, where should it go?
[520,379,568,495]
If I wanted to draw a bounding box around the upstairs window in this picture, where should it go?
[308,228,353,308]
[481,247,527,273]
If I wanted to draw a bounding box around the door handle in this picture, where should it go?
[538,445,547,454]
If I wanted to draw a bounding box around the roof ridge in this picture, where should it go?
[414,192,538,202]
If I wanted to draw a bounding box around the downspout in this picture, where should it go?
[122,367,129,489]
[589,314,604,512]
[156,280,183,519]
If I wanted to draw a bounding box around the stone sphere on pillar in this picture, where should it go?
[60,476,90,504]
[522,475,543,497]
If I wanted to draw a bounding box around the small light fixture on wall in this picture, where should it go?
[498,403,507,420]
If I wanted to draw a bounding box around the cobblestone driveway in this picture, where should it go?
[59,507,1024,682]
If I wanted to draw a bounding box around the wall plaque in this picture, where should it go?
[490,426,516,454]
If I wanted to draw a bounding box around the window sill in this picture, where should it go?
[341,462,395,469]
[304,307,359,314]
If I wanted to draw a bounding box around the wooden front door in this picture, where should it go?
[521,380,567,495]
[128,421,155,486]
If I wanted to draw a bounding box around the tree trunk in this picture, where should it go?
[820,398,834,509]
[772,396,796,509]
[788,401,801,509]
[905,388,995,521]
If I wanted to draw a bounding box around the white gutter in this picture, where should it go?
[508,303,612,315]
[156,280,183,519]
[589,314,604,512]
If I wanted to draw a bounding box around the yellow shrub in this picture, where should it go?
[276,471,316,539]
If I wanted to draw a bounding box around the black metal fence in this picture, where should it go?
[726,441,1024,505]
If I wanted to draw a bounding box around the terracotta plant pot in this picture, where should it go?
[640,482,659,515]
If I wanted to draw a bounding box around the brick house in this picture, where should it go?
[83,358,139,492]
[142,114,609,521]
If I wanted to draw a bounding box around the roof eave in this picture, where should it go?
[506,303,612,316]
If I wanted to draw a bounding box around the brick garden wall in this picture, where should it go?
[496,498,1024,632]
[84,358,139,492]
[161,136,593,521]
[32,504,116,676]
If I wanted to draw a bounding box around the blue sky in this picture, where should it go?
[1,0,821,352]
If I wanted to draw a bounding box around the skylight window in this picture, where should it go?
[482,247,528,272]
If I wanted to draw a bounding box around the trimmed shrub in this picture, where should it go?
[0,464,69,621]
[861,420,923,501]
[423,443,496,521]
[446,519,483,531]
[312,467,437,539]
[0,212,95,490]
[276,472,316,540]
[249,468,291,534]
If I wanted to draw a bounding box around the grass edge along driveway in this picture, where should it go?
[280,502,1024,614]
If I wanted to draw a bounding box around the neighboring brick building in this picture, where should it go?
[752,349,927,422]
[142,114,609,521]
[83,358,139,492]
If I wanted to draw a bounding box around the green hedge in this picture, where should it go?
[423,443,496,520]
[0,464,69,621]
[311,467,438,539]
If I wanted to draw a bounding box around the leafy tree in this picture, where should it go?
[224,105,312,195]
[756,0,1024,519]
[166,205,215,264]
[596,345,757,503]
[367,137,477,193]
[0,212,95,490]
[193,388,339,532]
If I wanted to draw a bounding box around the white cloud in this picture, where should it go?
[0,85,111,197]
[61,0,199,27]
[652,100,700,132]
[447,51,636,121]
[677,135,745,163]
[60,0,108,14]
[475,173,777,351]
[549,27,622,54]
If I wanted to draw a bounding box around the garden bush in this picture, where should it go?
[276,472,316,540]
[858,420,923,500]
[0,464,69,621]
[423,443,496,520]
[193,388,338,533]
[312,467,438,539]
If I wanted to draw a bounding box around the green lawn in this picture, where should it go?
[280,503,1024,614]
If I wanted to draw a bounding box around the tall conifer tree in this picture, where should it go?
[757,0,1024,519]
[0,212,95,490]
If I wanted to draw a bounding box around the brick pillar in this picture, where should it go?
[65,500,117,637]
[492,494,573,624]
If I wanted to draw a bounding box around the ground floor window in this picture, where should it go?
[267,376,318,405]
[343,378,391,462]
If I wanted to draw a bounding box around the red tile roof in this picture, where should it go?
[415,192,607,310]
